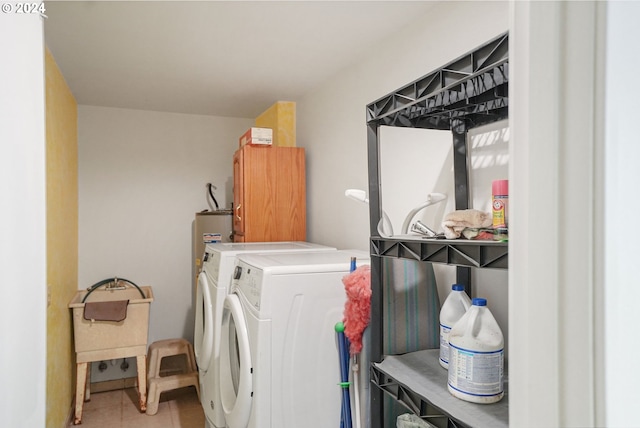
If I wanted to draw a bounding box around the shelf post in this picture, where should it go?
[452,120,472,295]
[367,122,382,238]
[367,120,384,428]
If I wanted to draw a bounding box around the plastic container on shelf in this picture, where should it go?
[447,297,504,404]
[397,413,438,428]
[439,284,472,369]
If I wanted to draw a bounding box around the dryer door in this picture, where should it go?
[219,293,252,428]
[194,271,214,372]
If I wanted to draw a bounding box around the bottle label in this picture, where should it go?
[492,196,508,228]
[448,344,504,397]
[439,324,452,365]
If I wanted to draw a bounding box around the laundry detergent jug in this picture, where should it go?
[447,297,504,404]
[439,284,471,369]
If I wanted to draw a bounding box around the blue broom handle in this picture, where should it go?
[336,323,352,428]
[342,334,352,428]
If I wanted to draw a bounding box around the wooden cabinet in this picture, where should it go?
[232,145,306,242]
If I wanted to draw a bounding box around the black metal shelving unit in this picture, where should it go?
[366,32,509,428]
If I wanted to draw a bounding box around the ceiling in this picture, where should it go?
[44,1,438,119]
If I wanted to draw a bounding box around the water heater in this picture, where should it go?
[193,210,233,285]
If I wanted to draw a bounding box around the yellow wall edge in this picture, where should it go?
[255,101,296,147]
[45,47,78,428]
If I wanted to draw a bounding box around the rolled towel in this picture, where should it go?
[442,209,492,239]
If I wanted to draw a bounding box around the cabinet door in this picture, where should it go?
[232,148,244,241]
[232,146,306,242]
[274,148,306,241]
[232,146,277,242]
[242,146,277,241]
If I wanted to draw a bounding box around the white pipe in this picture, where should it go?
[344,189,394,237]
[345,189,369,204]
[400,193,447,235]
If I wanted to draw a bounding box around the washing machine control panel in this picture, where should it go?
[207,251,222,281]
[231,260,263,310]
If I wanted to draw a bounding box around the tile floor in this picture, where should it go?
[69,386,204,428]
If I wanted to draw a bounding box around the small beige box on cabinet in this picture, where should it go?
[239,127,273,147]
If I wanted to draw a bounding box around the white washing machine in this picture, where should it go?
[218,249,370,428]
[194,242,336,428]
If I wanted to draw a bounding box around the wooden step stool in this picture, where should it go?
[145,338,200,415]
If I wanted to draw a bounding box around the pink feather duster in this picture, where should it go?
[342,264,372,355]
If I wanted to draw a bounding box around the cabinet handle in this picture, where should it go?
[235,204,242,222]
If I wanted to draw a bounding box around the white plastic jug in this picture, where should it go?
[439,284,471,369]
[447,297,504,404]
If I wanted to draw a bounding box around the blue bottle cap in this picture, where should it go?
[472,298,487,306]
[452,284,465,291]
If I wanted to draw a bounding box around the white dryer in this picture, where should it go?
[194,242,336,428]
[218,250,370,428]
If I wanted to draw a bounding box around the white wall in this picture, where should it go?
[468,121,509,345]
[0,13,47,428]
[78,106,252,343]
[299,0,509,250]
[375,121,510,344]
[510,1,603,426]
[297,1,509,338]
[604,1,640,425]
